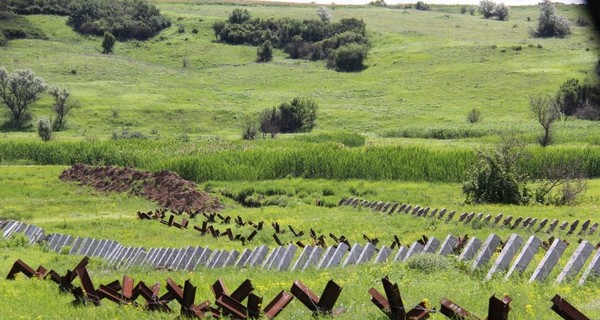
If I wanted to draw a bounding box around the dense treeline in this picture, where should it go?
[4,0,170,40]
[213,9,369,71]
[0,8,46,46]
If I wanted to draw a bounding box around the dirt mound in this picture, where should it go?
[60,163,222,213]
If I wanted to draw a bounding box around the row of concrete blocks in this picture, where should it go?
[340,197,599,236]
[3,220,600,285]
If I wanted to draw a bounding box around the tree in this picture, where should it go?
[37,116,52,142]
[256,40,273,62]
[49,86,77,131]
[259,107,281,138]
[102,31,116,54]
[534,0,570,38]
[316,6,331,22]
[555,78,582,117]
[0,67,47,124]
[278,97,318,133]
[530,96,560,147]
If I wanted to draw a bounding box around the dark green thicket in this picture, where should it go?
[213,10,369,72]
[4,0,72,15]
[67,0,170,40]
[0,10,46,45]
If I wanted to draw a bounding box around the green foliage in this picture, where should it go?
[479,0,509,21]
[4,0,72,15]
[0,67,47,124]
[406,253,454,273]
[242,120,257,140]
[214,10,369,71]
[278,97,318,133]
[555,78,600,119]
[102,32,116,54]
[463,138,530,204]
[259,107,280,138]
[369,0,387,7]
[67,0,171,40]
[316,6,332,22]
[467,108,482,123]
[228,8,250,24]
[328,43,368,72]
[534,0,570,38]
[256,40,273,63]
[37,116,52,142]
[415,1,431,11]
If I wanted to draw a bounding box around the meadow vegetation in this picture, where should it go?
[0,0,600,318]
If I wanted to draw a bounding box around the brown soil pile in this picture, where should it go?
[60,163,222,213]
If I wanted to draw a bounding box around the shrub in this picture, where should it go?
[67,0,170,40]
[415,1,431,11]
[554,78,600,119]
[530,96,560,147]
[406,253,453,273]
[467,108,481,123]
[494,3,509,21]
[369,0,387,7]
[37,116,53,142]
[479,0,496,19]
[329,43,368,72]
[177,24,185,33]
[242,120,257,140]
[49,86,76,131]
[229,8,251,24]
[462,137,530,204]
[102,32,116,54]
[278,97,318,133]
[259,107,280,138]
[533,0,570,38]
[316,6,332,22]
[256,40,273,62]
[479,1,509,21]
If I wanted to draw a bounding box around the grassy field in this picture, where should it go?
[2,166,600,319]
[0,2,598,141]
[2,1,600,319]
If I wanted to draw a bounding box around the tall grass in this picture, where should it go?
[3,140,600,183]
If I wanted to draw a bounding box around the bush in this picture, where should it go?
[415,1,430,11]
[533,0,570,38]
[405,253,453,273]
[242,120,258,140]
[467,108,481,123]
[278,97,318,133]
[329,44,368,72]
[229,8,251,24]
[102,32,116,54]
[369,0,387,7]
[462,137,530,204]
[555,78,600,119]
[259,107,280,138]
[67,0,171,40]
[316,6,332,22]
[256,40,273,62]
[37,116,53,142]
[479,0,496,19]
[0,67,47,124]
[479,1,509,21]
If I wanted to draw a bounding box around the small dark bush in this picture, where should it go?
[467,108,481,123]
[329,43,368,72]
[191,28,198,34]
[257,40,273,62]
[415,1,430,11]
[278,97,318,133]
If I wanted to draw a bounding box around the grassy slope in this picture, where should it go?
[0,3,597,141]
[2,166,600,318]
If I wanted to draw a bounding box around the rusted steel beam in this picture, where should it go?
[439,298,480,320]
[6,259,39,279]
[263,291,294,320]
[216,293,248,319]
[369,277,430,320]
[290,279,342,315]
[550,294,590,320]
[487,295,511,320]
